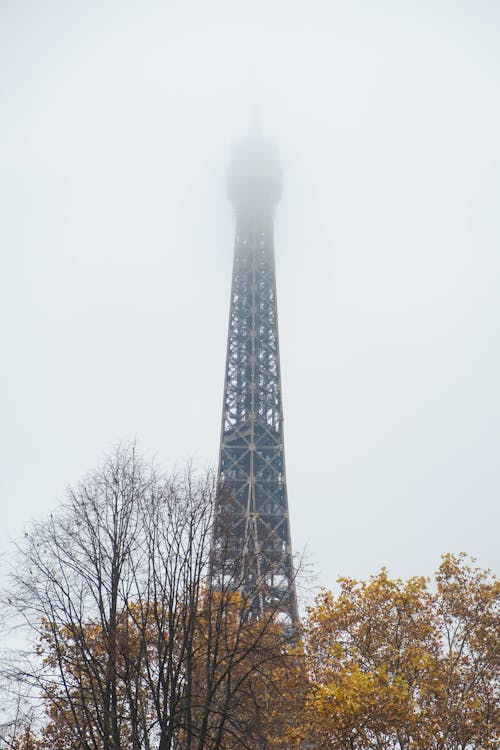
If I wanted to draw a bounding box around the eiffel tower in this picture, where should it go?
[211,130,298,627]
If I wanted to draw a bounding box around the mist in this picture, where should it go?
[2,0,499,591]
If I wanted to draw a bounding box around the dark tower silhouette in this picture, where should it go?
[212,131,298,627]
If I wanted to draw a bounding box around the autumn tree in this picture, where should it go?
[297,554,499,750]
[5,444,297,750]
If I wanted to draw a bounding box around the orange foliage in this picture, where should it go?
[35,591,296,750]
[297,554,499,750]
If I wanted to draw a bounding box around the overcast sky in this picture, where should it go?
[1,0,499,594]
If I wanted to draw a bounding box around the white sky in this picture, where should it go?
[1,0,499,594]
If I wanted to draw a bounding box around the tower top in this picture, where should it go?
[227,131,282,214]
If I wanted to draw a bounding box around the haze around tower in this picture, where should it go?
[2,0,500,593]
[227,131,283,213]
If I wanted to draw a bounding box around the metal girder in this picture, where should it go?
[212,204,298,628]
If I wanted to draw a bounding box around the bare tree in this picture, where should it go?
[4,444,297,750]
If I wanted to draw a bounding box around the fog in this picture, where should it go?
[2,0,499,592]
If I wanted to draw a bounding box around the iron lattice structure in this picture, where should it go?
[212,134,298,627]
